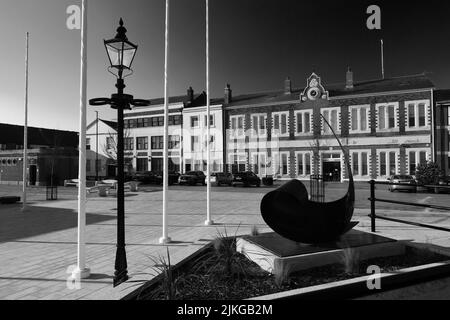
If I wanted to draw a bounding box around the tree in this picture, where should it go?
[415,161,442,185]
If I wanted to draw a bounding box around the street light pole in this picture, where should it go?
[114,70,128,286]
[95,110,99,182]
[89,18,149,287]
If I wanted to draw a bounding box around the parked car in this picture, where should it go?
[153,171,180,185]
[179,171,206,186]
[388,175,416,192]
[232,171,261,187]
[215,172,233,186]
[132,171,156,184]
[434,175,450,194]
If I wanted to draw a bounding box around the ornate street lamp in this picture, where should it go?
[90,18,150,287]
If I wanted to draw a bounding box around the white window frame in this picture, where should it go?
[228,152,247,172]
[204,114,215,128]
[349,105,370,133]
[350,149,371,179]
[407,148,430,175]
[271,111,290,137]
[321,107,341,134]
[271,151,290,177]
[230,115,245,137]
[250,152,268,176]
[376,102,399,132]
[295,110,313,136]
[250,113,267,137]
[405,100,430,131]
[377,148,399,178]
[295,151,313,177]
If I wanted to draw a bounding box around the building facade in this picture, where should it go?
[224,71,435,181]
[0,123,79,186]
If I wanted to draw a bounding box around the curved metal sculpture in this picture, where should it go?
[261,115,355,244]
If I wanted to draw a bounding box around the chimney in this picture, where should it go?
[187,86,194,102]
[346,67,354,89]
[284,77,292,94]
[224,84,232,105]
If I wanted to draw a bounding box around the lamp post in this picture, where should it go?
[95,110,99,182]
[89,18,150,287]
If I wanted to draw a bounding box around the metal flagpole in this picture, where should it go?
[73,0,90,279]
[205,0,213,226]
[381,39,385,79]
[22,32,29,212]
[159,0,171,244]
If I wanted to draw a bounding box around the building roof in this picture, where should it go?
[225,73,435,107]
[434,89,450,104]
[0,123,79,147]
[100,119,117,130]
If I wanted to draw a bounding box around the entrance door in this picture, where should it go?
[323,161,341,182]
[151,158,163,172]
[29,165,37,186]
[107,165,117,178]
[252,153,267,177]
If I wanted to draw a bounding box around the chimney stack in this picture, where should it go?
[284,77,292,94]
[187,86,194,102]
[346,67,354,89]
[224,84,232,105]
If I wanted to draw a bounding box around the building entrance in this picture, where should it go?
[323,161,341,182]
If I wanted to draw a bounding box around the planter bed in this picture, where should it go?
[128,239,450,300]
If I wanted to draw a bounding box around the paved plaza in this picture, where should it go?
[0,183,449,300]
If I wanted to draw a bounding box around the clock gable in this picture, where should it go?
[300,73,329,102]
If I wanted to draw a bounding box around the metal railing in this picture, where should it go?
[310,174,325,203]
[369,180,450,233]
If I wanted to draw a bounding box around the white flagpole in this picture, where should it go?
[205,0,213,226]
[73,0,90,279]
[381,39,385,79]
[22,32,29,212]
[160,0,171,244]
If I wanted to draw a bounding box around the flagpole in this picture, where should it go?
[22,32,29,212]
[205,0,213,226]
[73,0,90,279]
[381,39,385,79]
[160,0,171,244]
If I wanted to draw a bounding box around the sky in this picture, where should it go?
[2,0,450,131]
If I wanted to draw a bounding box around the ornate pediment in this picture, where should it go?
[300,73,329,102]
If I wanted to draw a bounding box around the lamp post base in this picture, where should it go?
[71,267,91,279]
[159,236,172,244]
[204,219,214,226]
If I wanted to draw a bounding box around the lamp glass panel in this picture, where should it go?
[122,48,136,68]
[106,45,120,66]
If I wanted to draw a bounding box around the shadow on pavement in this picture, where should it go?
[0,205,114,243]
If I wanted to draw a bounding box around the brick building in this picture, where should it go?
[0,123,79,186]
[224,71,435,181]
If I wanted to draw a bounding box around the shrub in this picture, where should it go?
[415,161,442,185]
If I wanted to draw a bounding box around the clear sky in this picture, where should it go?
[2,0,450,131]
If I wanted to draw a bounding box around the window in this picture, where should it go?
[126,119,137,128]
[191,116,199,128]
[230,115,245,136]
[151,136,163,150]
[169,115,182,126]
[296,152,312,176]
[272,152,289,176]
[86,138,91,150]
[378,150,398,177]
[136,158,148,172]
[272,112,289,136]
[408,149,429,175]
[229,153,247,173]
[151,116,164,127]
[86,159,91,172]
[169,135,180,149]
[351,151,370,177]
[204,135,215,150]
[124,137,134,151]
[349,105,370,132]
[377,103,398,130]
[251,114,267,136]
[106,137,114,150]
[321,107,341,134]
[191,136,199,151]
[204,114,215,127]
[296,111,312,134]
[406,100,429,130]
[136,137,148,150]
